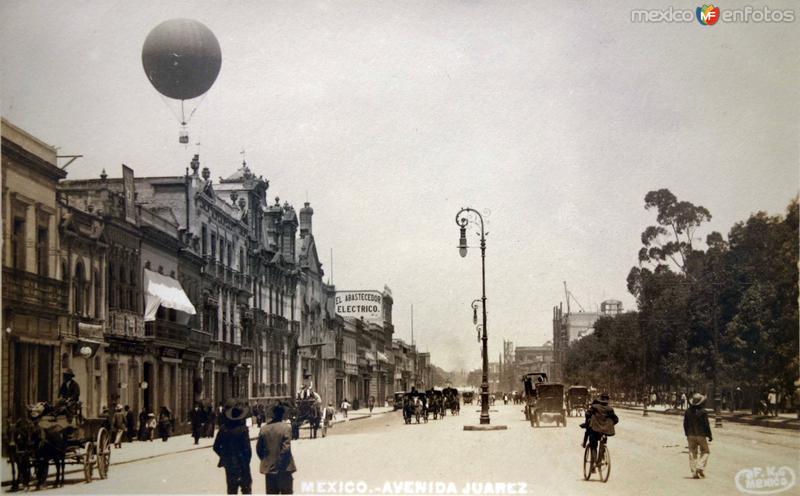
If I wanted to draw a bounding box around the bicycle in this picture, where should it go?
[583,434,611,482]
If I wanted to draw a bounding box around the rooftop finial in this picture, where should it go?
[100,168,107,180]
[240,149,246,167]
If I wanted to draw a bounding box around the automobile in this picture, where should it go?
[530,383,566,427]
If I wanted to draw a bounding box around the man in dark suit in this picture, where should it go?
[124,405,136,442]
[58,369,81,420]
[59,369,80,403]
[256,405,296,494]
[214,403,252,494]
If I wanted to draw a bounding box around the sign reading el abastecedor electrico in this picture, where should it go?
[335,291,383,321]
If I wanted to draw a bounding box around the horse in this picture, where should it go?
[28,402,75,488]
[4,417,37,491]
[402,398,414,424]
[293,399,321,439]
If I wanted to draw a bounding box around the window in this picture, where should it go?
[94,269,102,318]
[108,265,116,308]
[210,233,217,259]
[239,248,244,272]
[227,241,232,267]
[11,217,26,270]
[74,262,86,316]
[129,269,137,311]
[36,225,49,277]
[201,224,208,256]
[219,237,225,264]
[119,266,127,310]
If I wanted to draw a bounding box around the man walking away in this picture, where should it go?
[190,402,205,445]
[257,404,296,494]
[340,399,350,419]
[684,393,712,479]
[112,405,126,449]
[125,405,136,442]
[214,403,253,494]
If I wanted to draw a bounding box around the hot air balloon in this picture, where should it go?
[142,18,222,144]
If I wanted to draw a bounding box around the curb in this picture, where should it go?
[618,405,800,431]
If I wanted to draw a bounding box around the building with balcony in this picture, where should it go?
[1,119,68,425]
[57,200,109,418]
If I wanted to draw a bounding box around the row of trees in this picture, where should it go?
[564,189,798,411]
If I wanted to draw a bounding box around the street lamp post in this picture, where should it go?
[456,208,491,425]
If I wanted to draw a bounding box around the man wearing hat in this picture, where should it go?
[58,369,81,420]
[580,393,619,471]
[683,393,712,479]
[213,401,253,494]
[59,369,80,404]
[257,404,296,494]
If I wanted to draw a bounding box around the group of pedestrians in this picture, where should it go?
[101,404,175,447]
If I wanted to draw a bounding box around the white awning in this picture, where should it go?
[376,351,389,363]
[143,269,196,322]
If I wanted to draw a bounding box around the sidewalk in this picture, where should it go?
[1,406,395,486]
[617,403,800,430]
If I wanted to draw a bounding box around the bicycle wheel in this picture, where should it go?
[583,445,593,480]
[598,444,611,482]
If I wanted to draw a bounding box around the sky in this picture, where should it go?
[2,1,798,372]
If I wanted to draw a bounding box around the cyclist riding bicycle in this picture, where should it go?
[580,393,619,470]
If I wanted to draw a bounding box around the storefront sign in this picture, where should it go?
[160,347,182,359]
[335,290,383,321]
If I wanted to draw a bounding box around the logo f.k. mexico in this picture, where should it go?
[697,4,721,25]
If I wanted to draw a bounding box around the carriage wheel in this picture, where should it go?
[83,441,95,483]
[583,445,593,480]
[96,427,111,479]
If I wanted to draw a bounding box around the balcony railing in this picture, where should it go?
[144,318,188,347]
[2,267,67,312]
[202,259,251,293]
[208,340,241,363]
[241,347,255,365]
[189,328,212,352]
[107,310,144,339]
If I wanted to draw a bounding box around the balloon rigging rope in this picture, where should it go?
[156,93,208,127]
[159,93,184,124]
[186,93,208,124]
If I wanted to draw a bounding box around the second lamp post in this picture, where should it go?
[456,207,491,425]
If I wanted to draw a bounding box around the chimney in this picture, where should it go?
[299,202,314,237]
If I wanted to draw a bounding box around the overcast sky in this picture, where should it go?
[2,1,798,371]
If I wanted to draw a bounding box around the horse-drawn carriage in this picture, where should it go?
[401,391,427,424]
[567,385,590,417]
[290,398,322,439]
[426,389,445,419]
[529,383,567,427]
[6,402,111,489]
[462,390,475,405]
[442,387,460,415]
[522,372,548,421]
